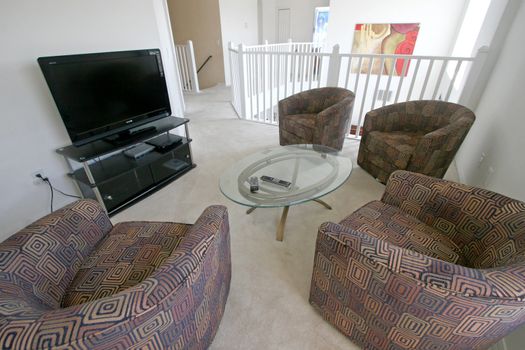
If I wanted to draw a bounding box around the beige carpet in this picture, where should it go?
[112,85,391,349]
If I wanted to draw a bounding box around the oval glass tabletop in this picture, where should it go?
[219,144,353,208]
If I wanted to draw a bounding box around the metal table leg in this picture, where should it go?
[313,198,332,210]
[276,206,289,241]
[247,198,330,242]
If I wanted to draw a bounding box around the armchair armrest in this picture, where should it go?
[314,94,355,147]
[316,94,355,124]
[146,205,230,302]
[316,221,525,299]
[408,118,474,177]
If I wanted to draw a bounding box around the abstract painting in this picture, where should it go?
[351,23,420,76]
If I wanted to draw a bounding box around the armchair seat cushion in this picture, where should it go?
[365,131,424,169]
[62,222,191,307]
[279,113,316,144]
[339,200,465,265]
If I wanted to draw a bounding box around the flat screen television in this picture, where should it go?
[38,49,171,146]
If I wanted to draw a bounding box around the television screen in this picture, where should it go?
[38,49,171,146]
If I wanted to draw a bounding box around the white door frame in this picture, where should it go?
[152,0,186,116]
[276,8,291,43]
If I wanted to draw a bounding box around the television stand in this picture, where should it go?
[105,126,157,146]
[56,117,195,215]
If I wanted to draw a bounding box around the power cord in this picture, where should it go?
[44,178,54,212]
[36,174,81,212]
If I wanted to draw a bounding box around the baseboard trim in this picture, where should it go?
[491,338,508,350]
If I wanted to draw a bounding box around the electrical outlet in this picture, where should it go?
[479,152,487,165]
[482,165,495,188]
[31,169,47,184]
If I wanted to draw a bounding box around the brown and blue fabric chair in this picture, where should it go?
[278,87,355,151]
[0,199,231,349]
[310,170,525,349]
[358,100,475,183]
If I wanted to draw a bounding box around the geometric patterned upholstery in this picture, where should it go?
[310,171,525,349]
[279,87,355,151]
[62,222,191,307]
[361,130,424,176]
[339,200,466,265]
[0,200,231,349]
[381,172,525,269]
[0,200,112,309]
[279,114,316,145]
[358,100,475,183]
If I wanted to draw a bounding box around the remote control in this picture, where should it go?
[248,176,259,193]
[260,175,291,188]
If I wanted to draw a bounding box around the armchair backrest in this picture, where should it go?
[279,87,354,115]
[0,200,112,308]
[464,194,525,269]
[403,100,475,133]
[361,100,475,137]
[316,87,354,112]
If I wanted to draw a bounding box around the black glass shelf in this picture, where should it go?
[70,138,192,186]
[56,117,189,162]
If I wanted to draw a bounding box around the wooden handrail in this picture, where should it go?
[197,55,213,74]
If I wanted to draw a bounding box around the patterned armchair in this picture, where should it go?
[0,199,231,349]
[310,171,525,350]
[358,100,475,183]
[279,87,355,151]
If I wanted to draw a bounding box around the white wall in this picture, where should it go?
[261,0,277,43]
[471,0,509,53]
[456,0,525,202]
[326,0,468,55]
[0,0,184,240]
[457,0,510,111]
[260,0,330,44]
[219,0,259,85]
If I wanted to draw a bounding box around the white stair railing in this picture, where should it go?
[338,52,475,137]
[229,41,327,124]
[175,40,200,93]
[244,40,319,54]
[229,41,479,138]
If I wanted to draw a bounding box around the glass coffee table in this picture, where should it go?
[219,144,353,241]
